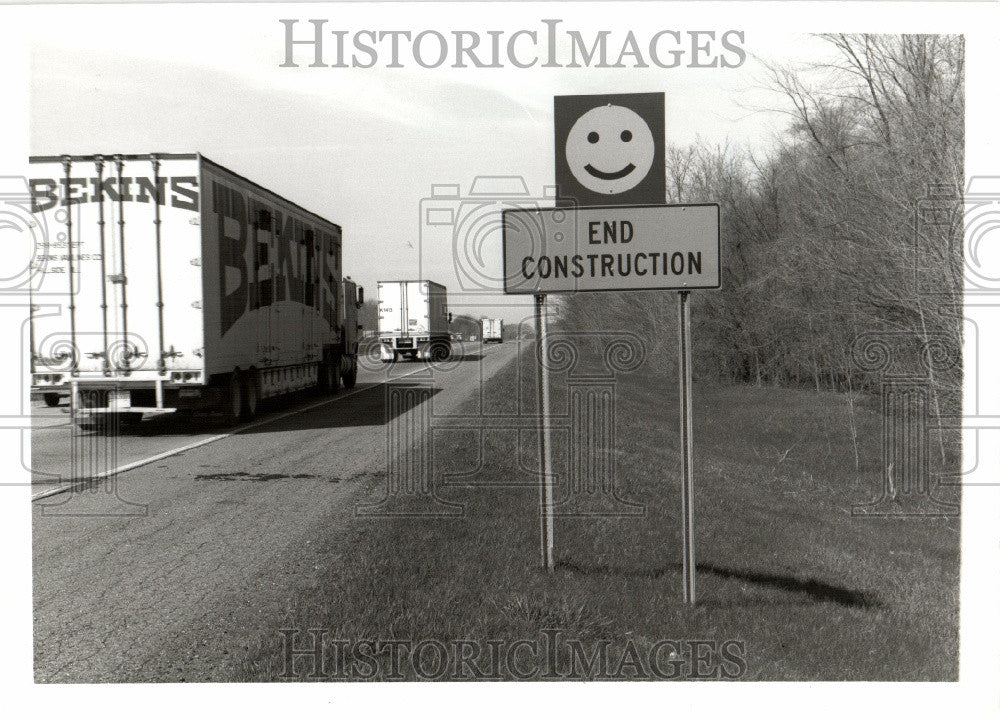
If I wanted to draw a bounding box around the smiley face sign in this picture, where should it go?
[566,105,656,194]
[554,93,665,207]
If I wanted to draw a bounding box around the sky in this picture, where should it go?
[29,3,843,323]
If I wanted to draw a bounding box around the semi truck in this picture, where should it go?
[481,318,504,343]
[28,153,363,429]
[377,280,451,362]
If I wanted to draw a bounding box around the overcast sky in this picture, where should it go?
[29,3,839,323]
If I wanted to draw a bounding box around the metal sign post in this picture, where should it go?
[502,92,718,594]
[534,293,555,572]
[677,290,696,604]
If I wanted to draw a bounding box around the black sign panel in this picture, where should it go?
[554,92,665,207]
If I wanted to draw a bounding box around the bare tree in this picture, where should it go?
[561,34,963,445]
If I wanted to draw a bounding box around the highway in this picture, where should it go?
[32,341,519,682]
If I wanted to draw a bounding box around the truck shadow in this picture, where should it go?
[378,351,485,367]
[359,342,486,366]
[131,382,442,435]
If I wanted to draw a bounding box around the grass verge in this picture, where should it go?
[234,343,959,681]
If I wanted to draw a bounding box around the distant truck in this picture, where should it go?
[28,153,363,429]
[377,280,451,362]
[481,318,504,344]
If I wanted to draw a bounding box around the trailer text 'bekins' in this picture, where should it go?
[29,175,199,212]
[29,153,363,428]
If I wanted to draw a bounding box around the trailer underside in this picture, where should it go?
[379,335,452,362]
[55,353,358,430]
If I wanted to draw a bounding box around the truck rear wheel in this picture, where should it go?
[319,361,340,394]
[43,393,61,407]
[245,369,260,419]
[342,362,357,389]
[223,370,244,425]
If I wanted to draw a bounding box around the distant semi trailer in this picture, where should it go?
[481,318,504,343]
[28,153,364,429]
[377,280,451,362]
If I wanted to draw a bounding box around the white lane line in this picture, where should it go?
[30,363,434,502]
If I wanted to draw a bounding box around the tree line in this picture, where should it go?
[560,34,964,429]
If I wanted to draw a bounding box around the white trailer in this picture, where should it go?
[481,318,504,343]
[28,153,364,428]
[377,280,451,362]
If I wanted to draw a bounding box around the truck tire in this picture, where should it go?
[245,369,260,419]
[223,370,244,425]
[319,361,340,394]
[342,362,358,389]
[43,393,61,408]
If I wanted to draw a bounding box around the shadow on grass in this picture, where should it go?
[555,560,882,609]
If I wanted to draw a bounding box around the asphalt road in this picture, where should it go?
[32,341,519,682]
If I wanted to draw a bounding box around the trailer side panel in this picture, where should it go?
[199,160,342,377]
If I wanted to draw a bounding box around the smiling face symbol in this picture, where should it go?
[565,105,656,194]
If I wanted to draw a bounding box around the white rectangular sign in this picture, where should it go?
[502,203,720,294]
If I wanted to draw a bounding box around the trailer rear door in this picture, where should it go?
[406,280,432,335]
[28,155,205,380]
